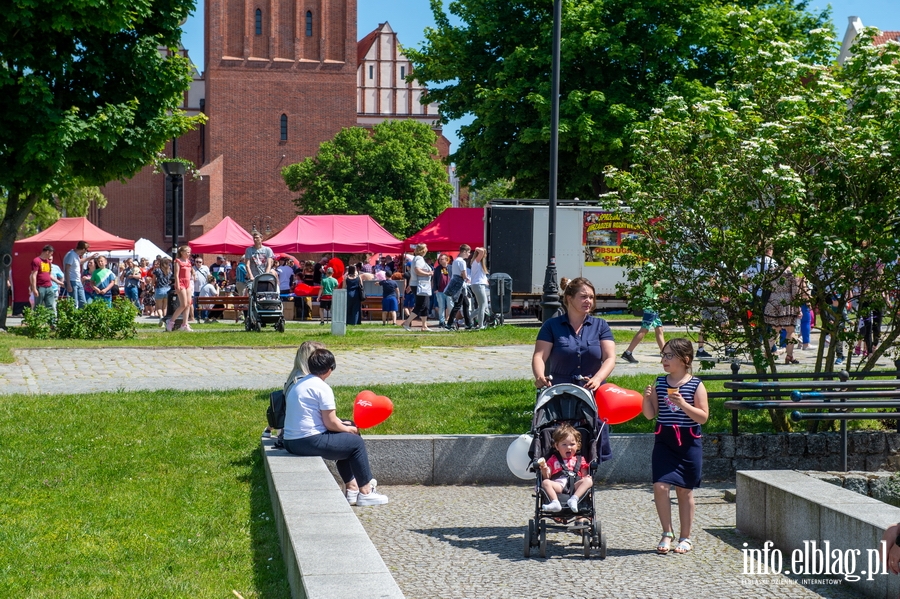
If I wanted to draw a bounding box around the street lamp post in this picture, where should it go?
[541,0,563,322]
[161,161,186,261]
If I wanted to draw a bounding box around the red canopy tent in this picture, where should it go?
[11,217,134,305]
[265,215,403,254]
[189,216,254,255]
[403,208,484,252]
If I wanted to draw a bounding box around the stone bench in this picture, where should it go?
[261,440,405,599]
[736,470,900,598]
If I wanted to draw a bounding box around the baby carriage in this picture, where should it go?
[523,383,607,559]
[245,272,285,333]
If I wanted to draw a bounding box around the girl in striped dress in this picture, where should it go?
[642,338,709,555]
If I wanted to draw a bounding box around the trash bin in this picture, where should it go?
[489,272,513,324]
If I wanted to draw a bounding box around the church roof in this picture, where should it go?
[357,24,381,65]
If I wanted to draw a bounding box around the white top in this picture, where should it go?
[470,261,488,286]
[276,264,294,290]
[193,265,210,293]
[409,255,430,287]
[451,256,468,280]
[199,282,218,298]
[63,249,81,283]
[283,375,335,440]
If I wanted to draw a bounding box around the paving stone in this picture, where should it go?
[357,484,861,599]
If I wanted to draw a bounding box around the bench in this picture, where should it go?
[261,440,405,599]
[721,375,900,471]
[196,296,249,321]
[737,470,900,598]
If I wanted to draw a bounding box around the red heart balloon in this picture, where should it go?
[353,391,394,429]
[595,383,643,425]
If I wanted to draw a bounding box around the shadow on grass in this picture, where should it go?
[234,448,292,599]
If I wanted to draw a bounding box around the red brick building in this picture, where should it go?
[99,4,449,251]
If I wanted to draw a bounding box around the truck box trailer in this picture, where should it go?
[485,199,637,305]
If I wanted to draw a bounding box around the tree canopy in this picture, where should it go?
[603,16,900,408]
[0,0,203,327]
[282,120,452,239]
[407,0,828,200]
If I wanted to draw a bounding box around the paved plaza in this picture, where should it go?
[0,321,875,396]
[358,484,862,599]
[0,340,671,396]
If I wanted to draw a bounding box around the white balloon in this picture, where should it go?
[506,433,535,480]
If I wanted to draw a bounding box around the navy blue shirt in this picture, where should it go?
[379,279,399,298]
[536,314,614,383]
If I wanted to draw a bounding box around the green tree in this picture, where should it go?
[469,178,516,207]
[282,120,452,238]
[407,0,827,200]
[2,186,109,239]
[0,0,204,328]
[604,18,900,430]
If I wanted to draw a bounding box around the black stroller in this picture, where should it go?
[523,383,607,559]
[245,272,285,333]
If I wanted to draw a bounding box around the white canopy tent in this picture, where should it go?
[104,238,169,261]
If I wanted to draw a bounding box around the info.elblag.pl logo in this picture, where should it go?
[742,540,892,583]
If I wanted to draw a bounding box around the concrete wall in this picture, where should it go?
[330,431,900,486]
[325,434,655,485]
[737,470,900,598]
[263,441,405,599]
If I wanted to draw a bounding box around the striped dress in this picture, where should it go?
[652,375,703,489]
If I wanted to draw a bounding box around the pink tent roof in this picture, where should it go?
[189,216,254,255]
[14,217,135,253]
[403,208,484,252]
[12,217,134,304]
[265,215,403,254]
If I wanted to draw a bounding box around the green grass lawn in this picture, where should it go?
[0,322,641,364]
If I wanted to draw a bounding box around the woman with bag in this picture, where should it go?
[400,243,433,332]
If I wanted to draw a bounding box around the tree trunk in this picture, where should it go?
[0,190,41,331]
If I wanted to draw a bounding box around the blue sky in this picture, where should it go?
[180,0,900,153]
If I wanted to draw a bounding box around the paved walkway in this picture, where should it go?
[0,330,891,395]
[357,483,860,599]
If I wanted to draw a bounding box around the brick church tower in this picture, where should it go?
[197,0,358,237]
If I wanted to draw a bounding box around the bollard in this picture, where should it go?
[331,289,347,336]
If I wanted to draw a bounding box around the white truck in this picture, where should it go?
[485,199,635,307]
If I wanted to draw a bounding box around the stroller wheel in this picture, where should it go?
[275,318,285,333]
[539,521,547,558]
[599,532,607,560]
[244,317,251,332]
[524,519,533,557]
[592,520,601,546]
[582,529,591,559]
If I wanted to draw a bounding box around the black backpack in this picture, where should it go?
[267,390,286,429]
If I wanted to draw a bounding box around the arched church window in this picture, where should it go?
[255,9,262,35]
[306,11,313,37]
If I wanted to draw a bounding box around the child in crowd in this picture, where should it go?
[377,272,402,325]
[642,338,709,555]
[317,267,338,324]
[538,423,593,513]
[199,274,219,323]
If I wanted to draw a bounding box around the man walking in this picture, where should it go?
[30,245,57,315]
[62,241,97,308]
[243,233,275,281]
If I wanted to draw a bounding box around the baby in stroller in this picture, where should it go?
[524,383,607,558]
[537,423,593,513]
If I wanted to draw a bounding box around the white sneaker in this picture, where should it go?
[346,489,359,505]
[355,490,389,506]
[567,496,579,512]
[542,499,562,512]
[261,428,271,438]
